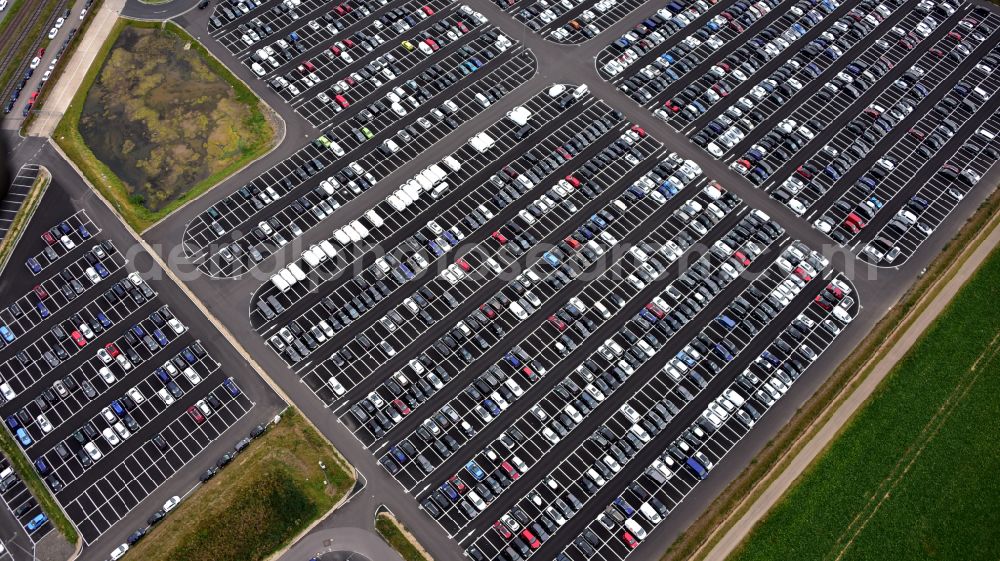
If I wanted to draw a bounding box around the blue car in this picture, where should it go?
[34,458,48,474]
[441,230,459,246]
[389,446,408,463]
[26,513,47,532]
[6,415,19,430]
[223,377,241,397]
[542,252,561,268]
[181,348,197,364]
[465,460,486,481]
[36,302,50,319]
[111,400,126,416]
[26,257,41,273]
[399,263,414,280]
[94,262,110,278]
[0,325,14,343]
[153,329,169,346]
[440,482,459,501]
[614,497,635,516]
[483,399,501,416]
[131,324,146,338]
[427,240,443,257]
[97,312,112,328]
[16,428,32,447]
[155,368,170,383]
[503,352,521,368]
[78,224,91,239]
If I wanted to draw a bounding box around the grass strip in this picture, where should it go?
[53,19,276,233]
[0,168,49,271]
[19,0,104,135]
[0,0,62,105]
[125,408,354,561]
[663,186,1000,561]
[728,237,1000,560]
[376,513,431,561]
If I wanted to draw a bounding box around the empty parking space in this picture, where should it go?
[0,165,40,244]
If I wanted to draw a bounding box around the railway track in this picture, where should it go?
[0,0,70,111]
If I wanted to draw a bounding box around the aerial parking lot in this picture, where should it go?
[5,0,999,559]
[0,176,284,552]
[600,0,1000,266]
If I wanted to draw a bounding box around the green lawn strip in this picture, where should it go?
[125,408,354,561]
[53,19,275,233]
[0,0,62,99]
[661,188,1000,561]
[20,0,105,135]
[376,513,431,561]
[727,245,1000,561]
[0,168,49,270]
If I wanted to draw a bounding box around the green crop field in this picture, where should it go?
[728,246,1000,561]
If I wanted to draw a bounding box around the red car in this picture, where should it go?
[494,521,513,539]
[41,231,56,245]
[795,165,813,179]
[564,237,581,250]
[556,146,572,160]
[500,461,519,480]
[456,21,469,33]
[32,285,48,300]
[449,476,467,493]
[335,94,350,108]
[547,315,567,331]
[814,295,833,310]
[564,175,581,187]
[825,284,844,299]
[793,266,812,282]
[645,302,665,319]
[188,405,205,424]
[521,529,540,549]
[456,258,471,272]
[631,125,646,137]
[37,47,45,57]
[425,38,439,51]
[623,531,640,548]
[330,45,342,55]
[480,304,496,319]
[392,399,411,415]
[343,38,356,49]
[105,343,120,358]
[491,231,508,245]
[521,365,539,383]
[421,5,434,15]
[71,331,87,347]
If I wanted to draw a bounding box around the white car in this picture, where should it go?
[37,414,52,433]
[110,544,129,561]
[167,318,186,334]
[103,427,121,446]
[84,442,102,461]
[163,496,181,512]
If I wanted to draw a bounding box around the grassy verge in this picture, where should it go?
[0,0,62,102]
[0,168,49,270]
[125,408,354,561]
[663,187,1000,561]
[728,241,1000,560]
[376,513,431,561]
[20,0,105,135]
[53,19,276,233]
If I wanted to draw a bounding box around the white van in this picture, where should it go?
[288,263,306,281]
[276,269,296,288]
[319,240,338,259]
[430,182,450,199]
[333,228,351,245]
[624,518,647,539]
[302,248,321,267]
[507,106,531,125]
[365,209,384,228]
[469,132,495,152]
[639,502,662,524]
[443,156,461,171]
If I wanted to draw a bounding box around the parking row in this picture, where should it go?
[507,0,650,44]
[554,275,856,561]
[24,209,98,276]
[403,187,753,534]
[64,379,254,544]
[6,305,188,444]
[862,110,1000,265]
[465,240,843,561]
[249,83,590,325]
[812,35,1000,246]
[205,46,537,278]
[286,5,492,114]
[691,0,914,158]
[0,269,153,401]
[0,240,125,348]
[730,0,968,189]
[0,455,52,543]
[260,96,627,358]
[340,142,693,450]
[211,0,353,47]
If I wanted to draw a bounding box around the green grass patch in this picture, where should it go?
[125,408,353,561]
[376,513,430,561]
[728,245,1000,561]
[53,19,276,233]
